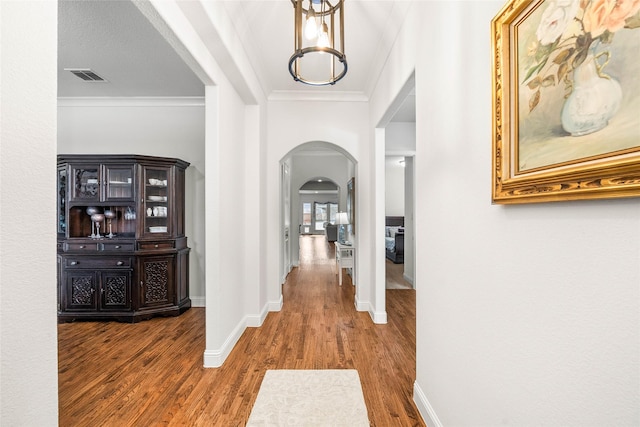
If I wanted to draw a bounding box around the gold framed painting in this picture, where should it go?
[491,0,640,204]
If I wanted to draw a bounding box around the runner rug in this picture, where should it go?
[246,369,370,426]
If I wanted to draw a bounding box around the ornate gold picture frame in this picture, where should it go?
[491,0,640,204]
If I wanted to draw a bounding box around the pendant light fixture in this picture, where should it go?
[289,0,347,86]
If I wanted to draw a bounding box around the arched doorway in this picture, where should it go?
[279,141,356,290]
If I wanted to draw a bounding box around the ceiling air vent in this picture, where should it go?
[65,68,107,82]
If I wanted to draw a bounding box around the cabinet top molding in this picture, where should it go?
[58,154,190,168]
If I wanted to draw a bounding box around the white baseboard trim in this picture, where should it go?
[403,273,414,286]
[246,302,270,328]
[190,296,205,307]
[354,297,369,313]
[268,294,284,312]
[203,299,281,367]
[413,381,443,427]
[355,298,387,324]
[371,309,387,324]
[203,318,246,368]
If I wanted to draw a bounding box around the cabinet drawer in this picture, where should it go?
[64,242,99,252]
[101,242,135,252]
[138,241,175,250]
[65,257,132,269]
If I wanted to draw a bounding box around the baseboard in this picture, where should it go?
[203,298,282,367]
[281,264,293,284]
[355,298,387,324]
[203,318,245,368]
[354,297,369,313]
[246,302,270,328]
[413,381,443,427]
[403,273,414,287]
[371,309,387,324]
[190,296,205,307]
[268,294,284,312]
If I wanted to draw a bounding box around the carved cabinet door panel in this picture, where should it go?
[99,270,132,311]
[63,271,98,311]
[138,255,175,309]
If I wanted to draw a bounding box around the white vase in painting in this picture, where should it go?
[561,48,622,137]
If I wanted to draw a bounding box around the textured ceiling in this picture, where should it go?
[58,0,204,97]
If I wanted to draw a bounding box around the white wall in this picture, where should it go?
[147,0,270,367]
[372,1,640,425]
[386,122,416,153]
[57,100,206,305]
[385,156,405,216]
[0,1,59,424]
[403,156,415,285]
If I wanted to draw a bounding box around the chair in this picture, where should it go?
[324,222,338,242]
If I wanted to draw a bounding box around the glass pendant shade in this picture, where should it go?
[289,0,347,86]
[304,7,318,39]
[317,23,330,48]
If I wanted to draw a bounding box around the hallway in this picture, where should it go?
[58,235,423,425]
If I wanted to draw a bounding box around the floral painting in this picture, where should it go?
[517,0,640,172]
[491,0,640,203]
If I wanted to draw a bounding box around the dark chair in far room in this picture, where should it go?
[324,222,338,242]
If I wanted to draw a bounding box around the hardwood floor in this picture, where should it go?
[58,235,424,426]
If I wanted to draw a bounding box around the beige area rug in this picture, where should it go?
[247,369,370,426]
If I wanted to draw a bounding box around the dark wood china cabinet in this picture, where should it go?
[57,155,190,322]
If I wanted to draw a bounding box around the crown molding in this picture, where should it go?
[57,97,205,107]
[299,190,339,194]
[268,90,368,103]
[385,150,416,157]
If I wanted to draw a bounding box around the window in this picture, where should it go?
[302,202,312,226]
[314,202,338,231]
[315,203,327,231]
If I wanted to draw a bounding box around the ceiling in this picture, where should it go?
[58,0,414,121]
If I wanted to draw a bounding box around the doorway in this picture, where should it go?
[279,142,356,292]
[385,155,414,290]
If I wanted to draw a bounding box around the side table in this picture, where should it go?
[334,241,355,286]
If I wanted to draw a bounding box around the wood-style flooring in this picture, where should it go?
[58,235,424,426]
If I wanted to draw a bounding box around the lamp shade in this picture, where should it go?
[335,212,349,225]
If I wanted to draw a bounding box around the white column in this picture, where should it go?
[0,1,59,423]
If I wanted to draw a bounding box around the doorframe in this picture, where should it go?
[374,74,416,319]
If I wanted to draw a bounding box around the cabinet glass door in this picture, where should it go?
[143,166,170,236]
[104,165,134,201]
[70,165,100,201]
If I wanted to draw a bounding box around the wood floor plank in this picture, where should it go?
[58,235,425,426]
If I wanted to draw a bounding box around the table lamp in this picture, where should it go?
[334,212,349,244]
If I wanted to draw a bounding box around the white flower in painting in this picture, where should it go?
[536,0,581,44]
[524,0,640,113]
